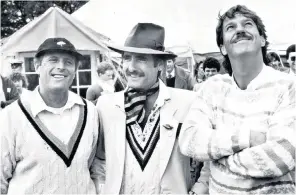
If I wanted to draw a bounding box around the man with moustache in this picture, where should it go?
[1,38,102,194]
[95,23,200,194]
[180,5,295,194]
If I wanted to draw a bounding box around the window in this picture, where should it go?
[70,55,91,98]
[24,57,39,90]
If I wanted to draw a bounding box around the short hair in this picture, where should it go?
[216,5,269,75]
[286,44,295,59]
[203,57,221,72]
[9,72,28,88]
[267,52,281,62]
[97,61,114,75]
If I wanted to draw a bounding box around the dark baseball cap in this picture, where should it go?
[35,37,84,61]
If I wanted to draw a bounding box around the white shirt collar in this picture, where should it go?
[30,86,84,117]
[155,79,171,108]
[231,64,273,90]
[166,68,175,78]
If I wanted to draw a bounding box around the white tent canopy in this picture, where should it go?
[73,0,296,53]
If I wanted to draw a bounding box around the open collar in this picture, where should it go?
[115,79,171,111]
[231,64,273,90]
[30,86,84,117]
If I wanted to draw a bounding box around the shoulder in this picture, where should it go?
[167,87,198,104]
[87,84,103,93]
[0,100,23,129]
[196,74,232,96]
[264,66,295,86]
[96,91,124,107]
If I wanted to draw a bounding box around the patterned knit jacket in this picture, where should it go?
[180,66,295,194]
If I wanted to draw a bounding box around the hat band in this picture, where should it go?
[124,39,165,51]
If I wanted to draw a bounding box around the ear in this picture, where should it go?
[220,45,227,55]
[34,60,41,74]
[260,36,266,47]
[157,59,165,71]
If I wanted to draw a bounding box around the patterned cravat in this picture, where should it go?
[124,82,159,125]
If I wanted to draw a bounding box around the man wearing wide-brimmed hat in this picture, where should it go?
[95,23,199,194]
[1,38,102,194]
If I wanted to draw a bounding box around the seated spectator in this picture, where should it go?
[9,72,29,95]
[193,57,220,92]
[0,75,19,110]
[86,61,115,104]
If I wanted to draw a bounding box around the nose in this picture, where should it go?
[56,60,66,69]
[125,57,137,71]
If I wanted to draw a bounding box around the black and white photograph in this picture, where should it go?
[0,0,295,194]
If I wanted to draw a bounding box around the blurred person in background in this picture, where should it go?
[86,61,115,104]
[9,72,29,95]
[164,51,195,90]
[202,57,221,79]
[267,51,283,70]
[194,61,206,83]
[0,74,19,110]
[193,57,221,92]
[10,59,23,73]
[286,44,296,75]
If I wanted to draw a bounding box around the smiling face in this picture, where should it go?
[100,70,114,81]
[220,14,266,59]
[204,68,218,79]
[35,52,77,93]
[122,52,161,90]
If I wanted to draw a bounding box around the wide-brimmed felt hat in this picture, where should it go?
[35,37,84,61]
[108,23,177,59]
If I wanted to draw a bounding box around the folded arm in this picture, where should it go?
[218,84,295,178]
[179,86,250,161]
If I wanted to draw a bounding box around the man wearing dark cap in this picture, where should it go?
[1,38,103,194]
[95,23,199,194]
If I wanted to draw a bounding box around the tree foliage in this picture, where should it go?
[1,0,89,38]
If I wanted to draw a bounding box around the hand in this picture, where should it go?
[250,131,267,147]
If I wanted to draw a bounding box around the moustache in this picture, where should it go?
[126,69,145,77]
[231,32,252,43]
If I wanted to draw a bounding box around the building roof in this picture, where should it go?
[2,6,110,54]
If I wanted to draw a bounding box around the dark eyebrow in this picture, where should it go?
[224,21,235,28]
[135,55,148,59]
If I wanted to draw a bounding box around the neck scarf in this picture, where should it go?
[124,82,159,125]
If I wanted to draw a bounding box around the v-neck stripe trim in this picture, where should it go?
[17,98,88,167]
